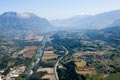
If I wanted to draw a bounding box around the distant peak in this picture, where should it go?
[2,12,17,16]
[17,12,33,19]
[1,12,38,19]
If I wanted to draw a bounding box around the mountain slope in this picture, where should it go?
[85,25,120,45]
[0,12,53,35]
[50,10,120,29]
[110,18,120,27]
[51,15,92,27]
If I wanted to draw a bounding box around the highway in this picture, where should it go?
[54,46,68,80]
[25,35,48,78]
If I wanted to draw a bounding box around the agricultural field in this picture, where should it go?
[42,51,58,61]
[75,60,96,76]
[0,35,43,80]
[34,45,63,80]
[37,68,56,80]
[51,31,120,80]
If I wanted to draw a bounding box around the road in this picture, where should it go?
[54,46,68,80]
[25,35,48,78]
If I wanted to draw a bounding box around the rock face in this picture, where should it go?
[0,12,53,35]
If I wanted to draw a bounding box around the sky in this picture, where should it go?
[0,0,120,20]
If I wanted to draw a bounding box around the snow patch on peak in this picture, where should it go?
[17,13,32,19]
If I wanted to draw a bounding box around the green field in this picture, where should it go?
[105,73,120,80]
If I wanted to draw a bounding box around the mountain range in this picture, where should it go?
[0,12,53,36]
[0,10,120,36]
[50,10,120,30]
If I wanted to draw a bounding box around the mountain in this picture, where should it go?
[0,12,53,36]
[50,10,120,30]
[85,25,120,45]
[51,15,92,27]
[103,25,120,45]
[104,17,120,32]
[110,18,120,27]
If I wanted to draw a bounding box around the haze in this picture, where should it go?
[0,0,120,20]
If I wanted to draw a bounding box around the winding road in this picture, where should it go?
[54,46,68,80]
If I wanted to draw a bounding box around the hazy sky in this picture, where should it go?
[0,0,120,20]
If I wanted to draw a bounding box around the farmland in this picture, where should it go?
[51,31,120,80]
